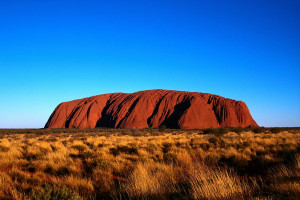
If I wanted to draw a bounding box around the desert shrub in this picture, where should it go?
[90,157,112,171]
[145,143,158,153]
[130,129,145,137]
[208,136,219,145]
[208,136,225,147]
[269,127,281,134]
[44,164,73,176]
[202,128,214,134]
[123,145,138,155]
[162,142,173,153]
[235,143,244,150]
[148,128,155,135]
[231,127,244,134]
[56,166,71,176]
[50,144,58,152]
[92,170,114,193]
[44,137,58,142]
[163,152,177,163]
[203,128,229,135]
[9,169,31,182]
[253,127,265,133]
[200,143,214,151]
[44,164,56,175]
[84,142,94,149]
[30,185,83,200]
[205,152,221,165]
[159,125,167,132]
[217,128,229,135]
[61,140,68,146]
[233,155,249,167]
[81,150,96,159]
[70,144,87,152]
[110,145,139,156]
[175,141,183,147]
[97,143,105,148]
[190,138,201,148]
[26,163,37,173]
[242,142,250,148]
[23,149,46,160]
[38,144,52,154]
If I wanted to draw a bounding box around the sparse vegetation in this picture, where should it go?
[158,125,167,132]
[0,128,299,199]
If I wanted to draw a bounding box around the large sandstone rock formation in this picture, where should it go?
[45,89,258,129]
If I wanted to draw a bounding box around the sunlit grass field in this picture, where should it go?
[0,128,299,199]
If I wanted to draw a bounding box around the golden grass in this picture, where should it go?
[189,166,251,199]
[0,128,298,199]
[122,162,177,199]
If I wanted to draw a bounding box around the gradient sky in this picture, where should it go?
[0,0,299,128]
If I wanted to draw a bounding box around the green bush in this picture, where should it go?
[30,185,83,200]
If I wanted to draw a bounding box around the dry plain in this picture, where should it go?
[0,127,299,200]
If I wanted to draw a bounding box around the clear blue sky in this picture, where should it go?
[0,0,299,128]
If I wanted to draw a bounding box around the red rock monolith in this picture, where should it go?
[45,89,259,129]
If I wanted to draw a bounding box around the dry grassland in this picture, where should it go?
[0,128,299,199]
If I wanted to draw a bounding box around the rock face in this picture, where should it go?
[45,89,259,129]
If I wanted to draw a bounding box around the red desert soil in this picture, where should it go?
[45,89,258,129]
